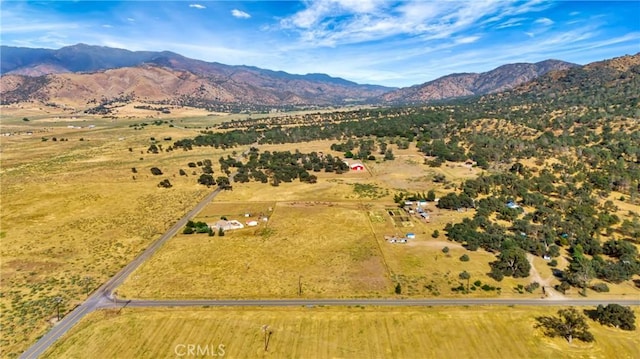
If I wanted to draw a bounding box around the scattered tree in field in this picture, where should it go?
[591,304,636,331]
[384,148,395,160]
[216,176,231,189]
[426,189,436,201]
[535,307,594,343]
[442,246,450,254]
[198,174,214,186]
[432,229,440,238]
[459,271,471,292]
[183,221,210,234]
[218,227,225,236]
[460,254,470,262]
[590,283,609,293]
[150,167,163,175]
[525,281,540,293]
[157,179,172,188]
[565,245,594,291]
[179,169,187,176]
[489,243,530,280]
[395,282,402,294]
[131,167,137,173]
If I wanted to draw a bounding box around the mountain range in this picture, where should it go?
[0,43,606,109]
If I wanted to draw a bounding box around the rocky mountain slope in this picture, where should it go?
[3,44,632,110]
[0,44,391,108]
[381,60,577,103]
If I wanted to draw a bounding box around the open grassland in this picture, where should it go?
[118,144,640,300]
[3,109,639,356]
[44,306,640,359]
[117,201,390,299]
[0,114,228,357]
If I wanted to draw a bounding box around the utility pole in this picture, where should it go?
[261,325,273,351]
[54,297,63,321]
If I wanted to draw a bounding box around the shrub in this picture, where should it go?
[442,246,450,254]
[548,259,558,267]
[459,254,470,262]
[157,179,172,188]
[525,282,540,293]
[555,281,570,294]
[590,283,610,293]
[432,230,440,238]
[150,167,163,175]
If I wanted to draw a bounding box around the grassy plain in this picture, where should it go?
[118,140,640,300]
[3,109,639,357]
[0,113,225,356]
[118,200,390,299]
[44,306,640,359]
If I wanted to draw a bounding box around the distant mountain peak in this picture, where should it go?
[381,59,578,103]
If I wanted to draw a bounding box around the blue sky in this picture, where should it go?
[1,1,639,87]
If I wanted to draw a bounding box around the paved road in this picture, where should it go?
[20,187,223,359]
[117,298,640,308]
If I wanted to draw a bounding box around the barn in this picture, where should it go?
[350,163,365,171]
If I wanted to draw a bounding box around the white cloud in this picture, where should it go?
[455,36,481,44]
[0,22,80,33]
[101,24,113,28]
[534,17,554,26]
[495,18,526,29]
[279,0,552,47]
[231,9,251,19]
[189,4,206,10]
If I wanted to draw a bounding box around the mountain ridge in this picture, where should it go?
[381,59,578,103]
[2,43,632,109]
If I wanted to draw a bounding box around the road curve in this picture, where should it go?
[20,187,223,359]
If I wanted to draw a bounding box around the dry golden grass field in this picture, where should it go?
[0,113,230,356]
[3,109,639,357]
[118,200,390,299]
[43,306,640,359]
[117,138,640,301]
